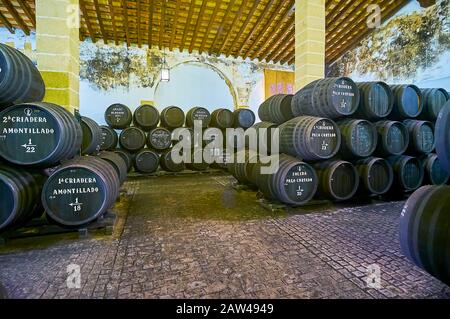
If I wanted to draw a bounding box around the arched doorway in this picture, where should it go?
[154,61,237,113]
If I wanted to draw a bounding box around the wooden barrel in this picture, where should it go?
[279,116,341,161]
[104,103,132,129]
[292,77,360,119]
[355,157,393,195]
[399,185,450,285]
[374,121,409,156]
[160,106,185,129]
[245,122,277,154]
[0,166,44,231]
[355,81,393,120]
[185,107,211,128]
[421,153,449,186]
[147,127,172,151]
[119,127,146,152]
[227,150,258,185]
[203,127,222,147]
[0,43,45,108]
[98,151,128,184]
[81,116,102,155]
[258,94,294,124]
[113,149,134,172]
[390,84,423,119]
[0,102,82,167]
[387,155,424,192]
[419,88,449,121]
[403,120,435,154]
[435,101,450,172]
[254,154,318,206]
[337,119,377,159]
[133,104,159,131]
[314,160,359,201]
[210,108,234,129]
[233,108,255,129]
[134,149,160,174]
[186,149,210,171]
[100,126,118,151]
[160,149,185,172]
[172,127,194,148]
[41,156,120,227]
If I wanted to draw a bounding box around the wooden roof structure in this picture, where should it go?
[0,0,409,65]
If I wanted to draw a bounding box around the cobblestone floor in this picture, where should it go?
[0,173,449,299]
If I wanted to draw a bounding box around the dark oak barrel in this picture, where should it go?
[387,155,424,192]
[435,102,450,172]
[292,77,360,119]
[337,119,377,159]
[104,103,132,129]
[314,160,359,201]
[355,81,393,120]
[227,149,258,185]
[113,149,134,172]
[186,149,210,171]
[119,127,146,152]
[0,166,44,231]
[186,107,211,128]
[279,116,341,161]
[134,149,160,174]
[419,88,449,121]
[41,156,120,227]
[203,127,222,147]
[399,185,450,285]
[210,108,234,129]
[354,157,393,195]
[147,127,172,151]
[389,84,423,119]
[0,102,82,167]
[403,120,435,154]
[253,154,318,206]
[81,116,102,155]
[172,127,195,148]
[233,108,256,129]
[98,151,128,184]
[421,153,449,185]
[0,43,45,108]
[100,126,118,151]
[258,94,294,124]
[160,106,185,129]
[245,122,278,154]
[374,120,409,156]
[160,149,185,172]
[133,104,159,131]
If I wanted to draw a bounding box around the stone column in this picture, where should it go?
[295,0,326,90]
[36,0,80,113]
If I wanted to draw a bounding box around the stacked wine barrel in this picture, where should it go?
[227,77,450,206]
[103,103,256,174]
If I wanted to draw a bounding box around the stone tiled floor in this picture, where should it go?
[0,173,449,299]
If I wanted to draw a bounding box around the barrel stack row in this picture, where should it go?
[0,45,124,231]
[228,77,450,206]
[101,103,256,174]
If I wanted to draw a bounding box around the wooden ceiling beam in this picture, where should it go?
[0,11,14,33]
[108,0,119,45]
[210,0,236,53]
[159,0,166,49]
[225,0,261,57]
[189,0,207,53]
[148,0,154,48]
[326,0,355,29]
[251,2,293,59]
[272,36,294,63]
[217,0,246,54]
[16,0,35,28]
[2,0,30,35]
[199,0,222,54]
[244,0,292,59]
[169,0,182,51]
[93,0,108,43]
[237,0,276,58]
[180,0,196,52]
[121,0,130,46]
[264,21,294,62]
[80,0,96,42]
[259,14,294,61]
